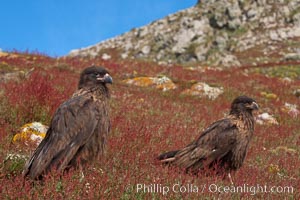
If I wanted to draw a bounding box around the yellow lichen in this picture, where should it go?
[123,76,177,91]
[268,164,280,174]
[260,91,278,99]
[12,122,48,145]
[182,82,223,100]
[123,77,155,87]
[270,146,297,154]
[156,82,177,91]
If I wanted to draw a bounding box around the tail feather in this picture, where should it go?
[157,150,179,163]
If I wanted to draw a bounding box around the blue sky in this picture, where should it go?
[0,0,196,57]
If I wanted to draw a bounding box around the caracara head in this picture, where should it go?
[78,66,113,89]
[230,96,259,115]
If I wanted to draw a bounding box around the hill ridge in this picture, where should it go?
[68,0,300,67]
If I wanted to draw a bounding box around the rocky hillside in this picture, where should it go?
[68,0,300,67]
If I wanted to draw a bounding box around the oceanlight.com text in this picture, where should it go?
[136,183,294,196]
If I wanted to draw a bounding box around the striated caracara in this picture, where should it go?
[158,96,259,183]
[23,66,113,180]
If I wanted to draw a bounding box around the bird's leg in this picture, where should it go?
[228,172,234,185]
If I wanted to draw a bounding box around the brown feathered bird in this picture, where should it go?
[23,66,113,180]
[158,96,259,183]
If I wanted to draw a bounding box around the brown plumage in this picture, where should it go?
[158,96,259,180]
[23,66,113,180]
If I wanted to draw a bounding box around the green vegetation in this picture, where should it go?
[253,65,300,79]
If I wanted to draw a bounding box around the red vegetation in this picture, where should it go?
[0,52,299,199]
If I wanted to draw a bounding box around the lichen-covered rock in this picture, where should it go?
[294,89,300,98]
[256,112,279,125]
[260,91,278,99]
[283,52,300,61]
[123,76,177,91]
[101,53,111,60]
[282,103,299,118]
[182,82,223,100]
[270,146,297,154]
[213,53,241,67]
[13,122,48,146]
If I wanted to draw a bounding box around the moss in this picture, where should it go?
[1,153,28,177]
[252,65,300,79]
[0,62,18,73]
[185,43,199,57]
[228,26,247,37]
[206,46,220,59]
[289,6,300,20]
[260,91,278,99]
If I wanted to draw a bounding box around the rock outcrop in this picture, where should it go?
[68,0,300,67]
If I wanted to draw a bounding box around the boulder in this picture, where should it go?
[256,113,279,125]
[293,89,300,98]
[181,82,224,100]
[13,122,48,146]
[123,76,177,91]
[101,53,111,60]
[282,103,299,118]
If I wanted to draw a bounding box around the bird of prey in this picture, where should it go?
[158,96,259,183]
[23,66,113,180]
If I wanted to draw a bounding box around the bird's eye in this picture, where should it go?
[245,102,254,108]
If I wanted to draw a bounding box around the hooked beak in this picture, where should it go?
[249,102,259,110]
[97,73,113,84]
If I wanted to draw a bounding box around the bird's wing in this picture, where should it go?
[173,118,238,169]
[23,94,101,179]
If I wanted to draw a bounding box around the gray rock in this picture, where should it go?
[172,29,196,53]
[124,41,133,51]
[69,49,81,57]
[227,1,242,19]
[293,12,300,26]
[217,53,241,67]
[283,53,300,61]
[182,82,224,100]
[269,30,280,41]
[137,27,149,38]
[247,9,257,19]
[215,33,228,50]
[121,53,128,59]
[277,30,288,39]
[101,53,111,60]
[293,89,300,98]
[195,44,211,62]
[281,6,291,19]
[167,14,178,23]
[228,18,242,29]
[141,45,151,55]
